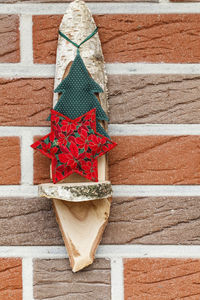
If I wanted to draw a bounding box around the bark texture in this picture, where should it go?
[39,182,112,202]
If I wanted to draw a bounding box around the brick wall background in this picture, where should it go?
[1,1,200,299]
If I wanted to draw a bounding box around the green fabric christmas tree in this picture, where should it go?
[48,52,110,138]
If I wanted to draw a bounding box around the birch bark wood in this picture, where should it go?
[43,0,112,272]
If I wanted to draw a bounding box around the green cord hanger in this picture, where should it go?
[58,27,98,54]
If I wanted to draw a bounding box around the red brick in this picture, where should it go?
[0,78,53,126]
[33,15,62,64]
[0,15,20,63]
[109,136,200,185]
[1,0,157,2]
[171,0,199,1]
[3,75,200,126]
[33,14,200,63]
[33,136,50,184]
[33,135,200,185]
[0,137,21,185]
[0,258,22,300]
[124,258,200,300]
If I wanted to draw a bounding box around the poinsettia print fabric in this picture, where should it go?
[31,109,117,183]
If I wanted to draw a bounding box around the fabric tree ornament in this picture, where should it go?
[47,27,110,138]
[32,109,116,183]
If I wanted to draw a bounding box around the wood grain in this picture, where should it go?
[33,258,111,300]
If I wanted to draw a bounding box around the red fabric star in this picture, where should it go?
[31,109,117,183]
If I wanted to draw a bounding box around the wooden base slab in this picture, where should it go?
[39,181,112,202]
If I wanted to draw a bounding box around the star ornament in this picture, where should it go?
[31,109,117,183]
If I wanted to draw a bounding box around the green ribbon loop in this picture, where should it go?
[58,27,98,53]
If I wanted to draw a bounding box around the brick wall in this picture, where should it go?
[1,1,200,300]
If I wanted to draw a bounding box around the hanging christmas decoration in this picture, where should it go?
[31,0,117,272]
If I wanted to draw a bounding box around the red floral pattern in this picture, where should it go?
[31,109,117,183]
